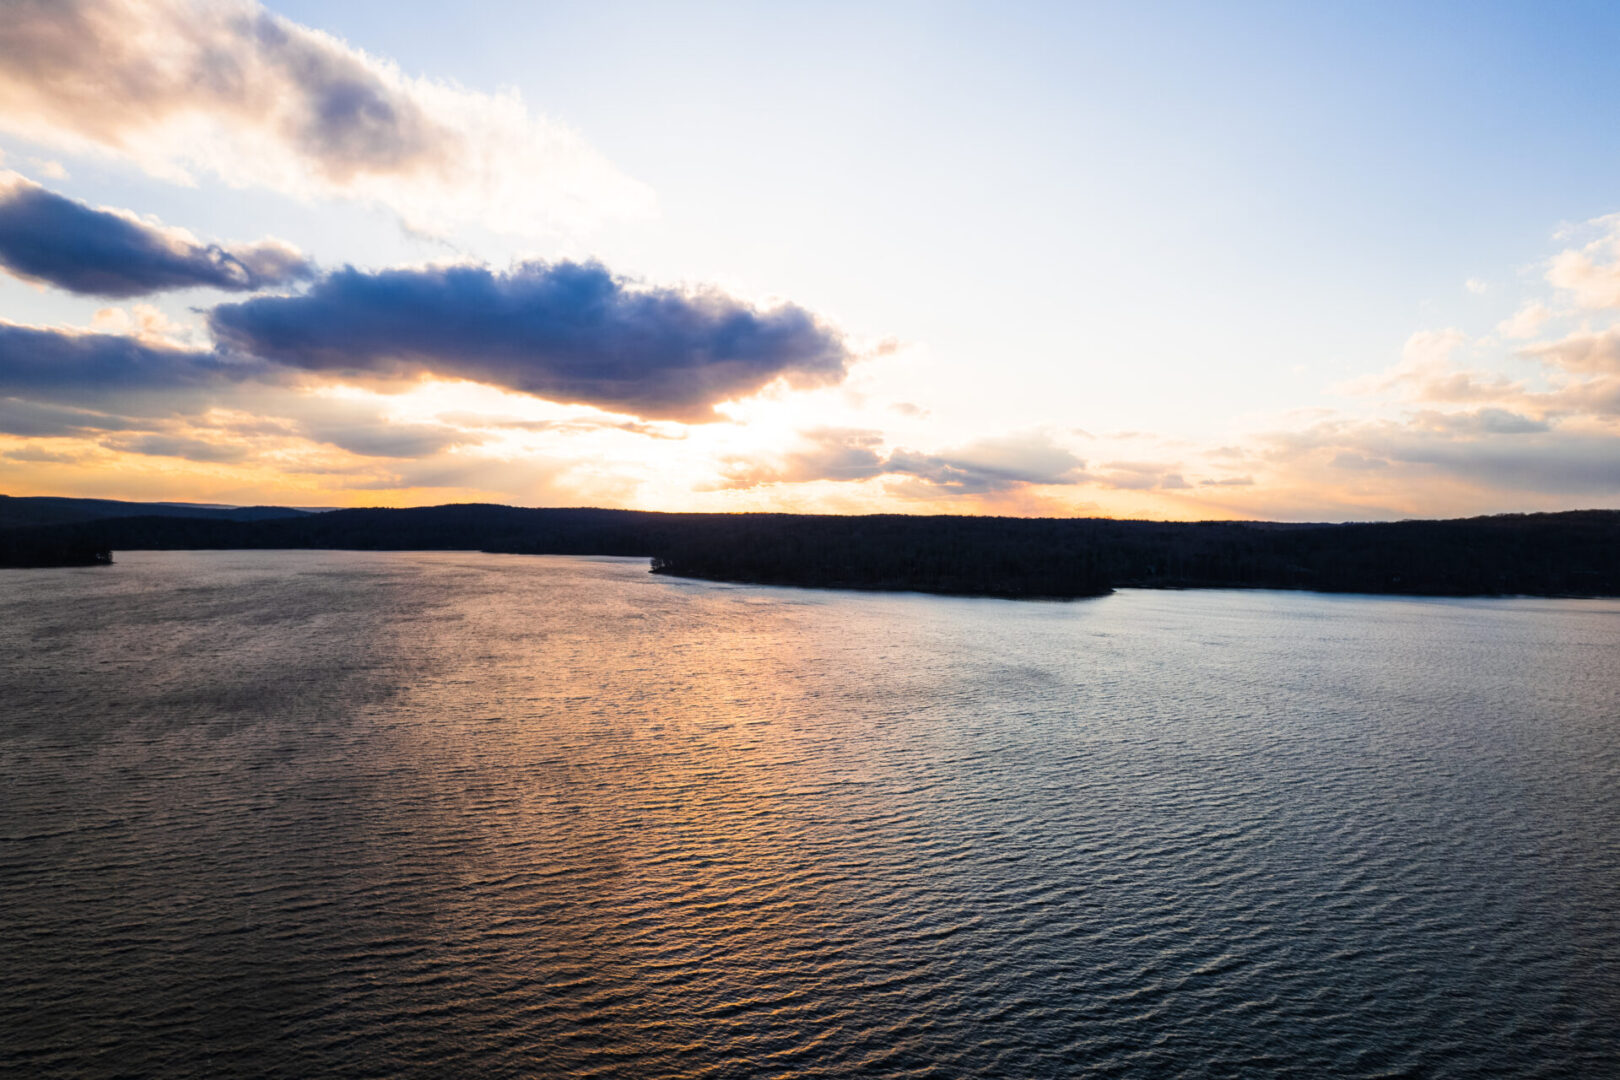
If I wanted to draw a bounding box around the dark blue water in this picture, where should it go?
[3,551,1617,1078]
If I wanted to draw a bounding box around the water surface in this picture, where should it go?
[3,551,1617,1077]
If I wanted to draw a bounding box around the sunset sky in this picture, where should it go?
[2,0,1619,519]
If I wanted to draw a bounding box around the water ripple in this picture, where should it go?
[2,551,1617,1078]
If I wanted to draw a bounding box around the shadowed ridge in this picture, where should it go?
[0,493,313,529]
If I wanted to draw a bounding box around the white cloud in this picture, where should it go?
[1336,328,1509,401]
[1546,214,1620,309]
[1523,326,1620,376]
[0,0,653,237]
[1496,301,1554,340]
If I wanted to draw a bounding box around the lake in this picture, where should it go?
[2,550,1617,1078]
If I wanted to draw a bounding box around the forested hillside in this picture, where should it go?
[3,499,1616,598]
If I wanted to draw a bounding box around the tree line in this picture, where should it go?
[3,502,1617,598]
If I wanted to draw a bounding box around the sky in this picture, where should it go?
[1,0,1618,520]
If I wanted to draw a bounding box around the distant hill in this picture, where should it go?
[0,494,315,530]
[3,501,1618,598]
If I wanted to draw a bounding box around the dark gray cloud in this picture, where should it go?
[0,322,265,411]
[0,396,143,437]
[209,261,850,421]
[0,174,313,297]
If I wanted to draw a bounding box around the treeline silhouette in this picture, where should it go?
[2,499,1617,598]
[0,531,111,567]
[647,515,1111,597]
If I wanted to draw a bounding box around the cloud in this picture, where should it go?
[1547,214,1620,309]
[728,427,887,486]
[720,428,1087,494]
[1496,301,1554,340]
[1337,328,1463,396]
[1466,278,1488,294]
[0,321,264,409]
[1249,294,1620,511]
[433,412,687,440]
[1523,326,1620,375]
[890,433,1088,493]
[1385,434,1620,494]
[0,445,82,464]
[89,302,197,346]
[100,432,250,463]
[1539,375,1620,418]
[1334,299,1620,430]
[1091,461,1190,491]
[156,392,493,461]
[332,450,606,504]
[1266,415,1620,497]
[1339,328,1521,403]
[1328,451,1389,471]
[209,261,851,421]
[0,0,651,236]
[0,172,312,296]
[293,398,486,459]
[1409,407,1549,435]
[0,396,143,437]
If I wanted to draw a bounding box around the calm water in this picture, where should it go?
[2,551,1617,1079]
